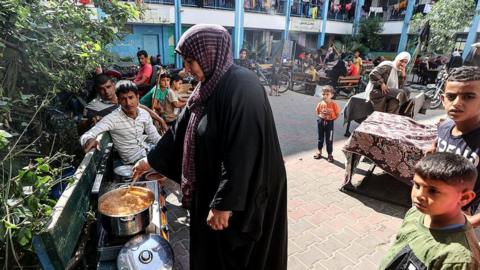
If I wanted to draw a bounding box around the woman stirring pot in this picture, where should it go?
[132,24,288,270]
[366,52,411,114]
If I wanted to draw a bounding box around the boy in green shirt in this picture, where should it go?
[380,152,480,270]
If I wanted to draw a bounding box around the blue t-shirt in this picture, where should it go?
[436,119,480,211]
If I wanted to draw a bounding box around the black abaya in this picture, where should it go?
[148,65,288,270]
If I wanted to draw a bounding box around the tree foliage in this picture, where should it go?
[357,17,384,52]
[411,0,475,54]
[0,0,141,98]
[0,0,141,267]
[332,17,384,56]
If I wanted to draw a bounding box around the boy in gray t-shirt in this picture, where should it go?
[430,66,480,226]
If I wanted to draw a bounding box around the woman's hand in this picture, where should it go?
[132,157,151,181]
[399,66,406,77]
[380,83,389,94]
[207,209,232,231]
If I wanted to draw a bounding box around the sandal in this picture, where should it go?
[327,155,334,162]
[313,152,322,159]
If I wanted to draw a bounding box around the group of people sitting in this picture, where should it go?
[80,53,188,165]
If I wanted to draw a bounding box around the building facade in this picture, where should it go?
[109,0,476,65]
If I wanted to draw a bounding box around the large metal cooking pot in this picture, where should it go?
[98,186,154,236]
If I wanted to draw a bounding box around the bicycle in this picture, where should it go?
[255,63,291,94]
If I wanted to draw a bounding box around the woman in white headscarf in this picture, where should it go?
[365,51,411,114]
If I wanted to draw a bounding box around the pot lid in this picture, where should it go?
[117,234,173,270]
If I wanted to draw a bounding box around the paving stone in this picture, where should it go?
[333,227,361,246]
[343,258,377,270]
[287,256,309,270]
[357,233,389,251]
[294,246,329,268]
[337,242,371,266]
[289,241,303,256]
[292,231,322,249]
[366,246,391,266]
[289,218,317,236]
[314,236,348,255]
[304,209,333,226]
[316,252,355,270]
[310,223,337,241]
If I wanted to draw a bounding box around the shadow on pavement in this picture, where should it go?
[341,173,410,219]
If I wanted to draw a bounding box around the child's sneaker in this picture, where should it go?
[327,155,334,162]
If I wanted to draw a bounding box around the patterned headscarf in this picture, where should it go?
[175,24,233,208]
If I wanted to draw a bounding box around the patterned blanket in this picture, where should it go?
[343,112,437,185]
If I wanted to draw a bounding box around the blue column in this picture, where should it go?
[397,0,415,53]
[462,0,480,60]
[174,0,182,68]
[284,0,292,40]
[353,0,365,36]
[317,0,330,48]
[233,0,245,58]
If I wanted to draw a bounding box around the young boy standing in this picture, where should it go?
[432,66,480,226]
[314,86,340,162]
[379,152,480,270]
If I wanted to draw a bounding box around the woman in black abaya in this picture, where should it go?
[132,24,288,270]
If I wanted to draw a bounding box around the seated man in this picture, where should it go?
[131,50,153,89]
[80,80,161,164]
[80,74,167,133]
[234,48,255,70]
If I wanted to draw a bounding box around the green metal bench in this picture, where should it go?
[33,133,113,269]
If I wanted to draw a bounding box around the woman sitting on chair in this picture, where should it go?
[365,51,411,114]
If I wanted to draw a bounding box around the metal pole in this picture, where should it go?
[174,0,183,68]
[317,0,330,48]
[462,0,480,60]
[284,0,292,40]
[397,0,415,53]
[353,0,365,36]
[233,0,244,58]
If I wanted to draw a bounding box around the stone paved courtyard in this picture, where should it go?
[164,89,445,270]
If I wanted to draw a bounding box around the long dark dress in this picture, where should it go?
[328,60,347,87]
[147,65,288,270]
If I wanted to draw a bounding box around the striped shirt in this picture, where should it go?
[80,107,161,164]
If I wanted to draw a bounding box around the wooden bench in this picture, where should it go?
[335,76,362,97]
[291,71,317,94]
[33,133,113,269]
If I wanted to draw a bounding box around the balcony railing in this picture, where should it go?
[125,0,409,22]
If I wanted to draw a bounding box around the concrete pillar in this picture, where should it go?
[353,0,365,36]
[233,0,245,58]
[317,0,330,48]
[397,0,415,53]
[284,0,293,40]
[462,0,480,60]
[174,0,182,68]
